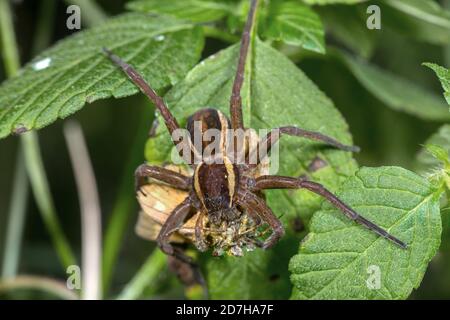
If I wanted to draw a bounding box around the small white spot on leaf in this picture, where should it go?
[32,57,52,71]
[154,35,165,42]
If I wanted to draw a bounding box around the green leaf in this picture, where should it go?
[126,0,234,23]
[317,4,376,58]
[384,0,450,29]
[200,236,300,299]
[337,52,450,121]
[290,166,442,299]
[379,1,450,46]
[424,144,450,166]
[146,38,358,298]
[416,124,450,170]
[303,0,368,5]
[0,13,204,139]
[264,1,325,53]
[424,63,450,106]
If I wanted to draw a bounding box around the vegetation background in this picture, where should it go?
[0,0,449,299]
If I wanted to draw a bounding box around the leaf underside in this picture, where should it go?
[0,13,204,139]
[145,38,357,299]
[290,166,442,300]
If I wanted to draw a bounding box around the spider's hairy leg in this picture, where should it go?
[253,176,408,249]
[157,197,195,263]
[135,164,191,193]
[238,191,285,249]
[252,126,360,165]
[167,253,208,298]
[103,48,180,135]
[230,0,259,130]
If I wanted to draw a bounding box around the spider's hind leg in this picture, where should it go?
[167,247,208,298]
[253,175,408,249]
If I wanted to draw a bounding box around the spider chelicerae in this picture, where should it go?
[104,0,407,261]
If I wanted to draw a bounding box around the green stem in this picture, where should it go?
[116,249,167,300]
[64,0,107,26]
[444,0,450,67]
[102,106,151,295]
[2,0,58,281]
[1,151,28,279]
[0,0,76,270]
[22,132,76,269]
[0,0,20,76]
[32,0,57,55]
[0,275,79,300]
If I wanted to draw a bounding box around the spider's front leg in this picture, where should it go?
[157,197,196,263]
[251,127,360,166]
[253,175,408,249]
[103,49,198,166]
[135,164,191,193]
[229,0,259,130]
[238,191,285,249]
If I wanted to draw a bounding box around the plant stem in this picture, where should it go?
[444,0,450,67]
[1,151,28,279]
[0,0,77,271]
[22,133,76,268]
[0,275,79,300]
[64,0,107,26]
[32,0,57,55]
[0,0,24,277]
[2,0,57,281]
[102,106,151,295]
[116,249,167,300]
[64,121,102,300]
[0,0,20,76]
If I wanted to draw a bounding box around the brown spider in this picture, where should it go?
[105,0,407,261]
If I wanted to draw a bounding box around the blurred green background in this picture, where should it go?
[0,0,449,299]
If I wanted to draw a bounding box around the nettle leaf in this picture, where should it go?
[127,0,234,23]
[290,166,442,300]
[337,52,450,121]
[145,38,358,298]
[424,63,450,106]
[384,0,450,29]
[302,0,368,5]
[0,13,204,139]
[264,1,325,53]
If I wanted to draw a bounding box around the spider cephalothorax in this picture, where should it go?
[105,0,407,262]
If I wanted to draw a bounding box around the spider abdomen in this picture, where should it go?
[193,158,239,216]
